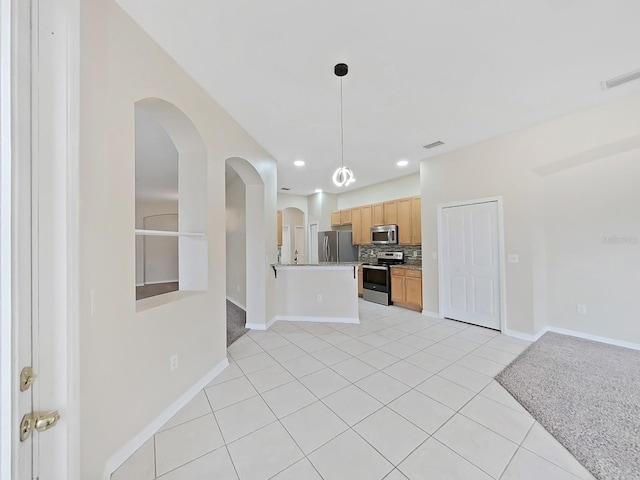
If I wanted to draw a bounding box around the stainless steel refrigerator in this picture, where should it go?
[318,231,358,263]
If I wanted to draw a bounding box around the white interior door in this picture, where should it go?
[441,201,501,330]
[1,1,35,477]
[281,225,291,263]
[294,226,305,263]
[309,223,318,263]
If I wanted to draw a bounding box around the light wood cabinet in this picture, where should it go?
[331,209,353,226]
[331,211,341,227]
[391,269,406,304]
[277,210,283,246]
[358,265,363,297]
[340,209,352,225]
[411,196,422,245]
[361,205,372,245]
[397,198,412,244]
[391,267,422,311]
[331,196,420,245]
[372,203,384,226]
[351,207,362,245]
[396,196,422,246]
[384,200,398,225]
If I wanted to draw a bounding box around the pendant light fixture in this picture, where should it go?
[332,63,355,187]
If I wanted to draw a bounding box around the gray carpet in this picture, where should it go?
[227,300,249,346]
[136,282,179,300]
[496,332,640,480]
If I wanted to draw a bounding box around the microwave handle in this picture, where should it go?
[391,230,396,243]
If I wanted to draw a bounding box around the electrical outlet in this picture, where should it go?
[507,254,519,264]
[169,354,178,371]
[576,304,587,314]
[413,250,418,257]
[317,294,322,303]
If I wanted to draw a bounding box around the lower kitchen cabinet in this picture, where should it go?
[391,267,422,311]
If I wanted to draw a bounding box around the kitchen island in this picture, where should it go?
[271,262,360,325]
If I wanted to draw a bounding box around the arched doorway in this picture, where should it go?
[225,157,267,332]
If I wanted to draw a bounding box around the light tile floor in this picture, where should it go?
[112,300,596,480]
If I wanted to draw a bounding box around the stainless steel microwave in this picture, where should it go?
[371,225,398,245]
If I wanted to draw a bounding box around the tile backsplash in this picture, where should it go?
[359,245,422,266]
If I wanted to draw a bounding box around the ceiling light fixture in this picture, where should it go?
[397,160,409,167]
[294,160,305,166]
[332,63,355,187]
[315,189,323,193]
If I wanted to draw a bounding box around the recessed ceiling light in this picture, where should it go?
[315,189,322,193]
[294,160,305,166]
[397,160,409,167]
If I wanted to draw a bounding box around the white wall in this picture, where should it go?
[282,207,304,261]
[80,1,277,478]
[134,199,178,285]
[308,192,337,232]
[421,93,640,342]
[544,149,640,342]
[143,214,178,284]
[225,174,246,308]
[337,173,420,209]
[277,192,307,213]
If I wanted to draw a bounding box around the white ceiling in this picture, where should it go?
[119,0,640,196]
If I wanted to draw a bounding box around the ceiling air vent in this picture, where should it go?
[423,141,445,150]
[603,68,640,90]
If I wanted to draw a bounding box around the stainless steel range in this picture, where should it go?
[362,252,404,305]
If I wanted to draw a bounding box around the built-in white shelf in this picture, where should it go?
[134,229,206,237]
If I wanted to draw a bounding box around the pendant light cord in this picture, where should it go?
[340,77,344,168]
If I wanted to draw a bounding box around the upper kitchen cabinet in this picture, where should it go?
[411,196,421,245]
[361,205,372,244]
[351,207,362,245]
[372,203,384,226]
[331,210,341,227]
[340,209,352,225]
[397,198,412,244]
[384,200,398,225]
[397,196,421,245]
[277,210,283,246]
[331,209,353,226]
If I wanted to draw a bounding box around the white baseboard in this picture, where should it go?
[226,296,246,311]
[103,358,229,480]
[135,283,144,287]
[273,314,360,325]
[545,326,640,351]
[421,310,443,319]
[246,316,278,331]
[144,279,179,285]
[504,326,640,351]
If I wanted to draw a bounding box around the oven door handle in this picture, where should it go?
[362,265,388,271]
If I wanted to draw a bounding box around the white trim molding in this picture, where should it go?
[246,316,278,331]
[421,310,443,319]
[273,315,360,325]
[226,296,246,311]
[144,279,179,285]
[505,326,640,351]
[103,358,229,480]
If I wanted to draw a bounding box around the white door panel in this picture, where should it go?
[442,201,501,330]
